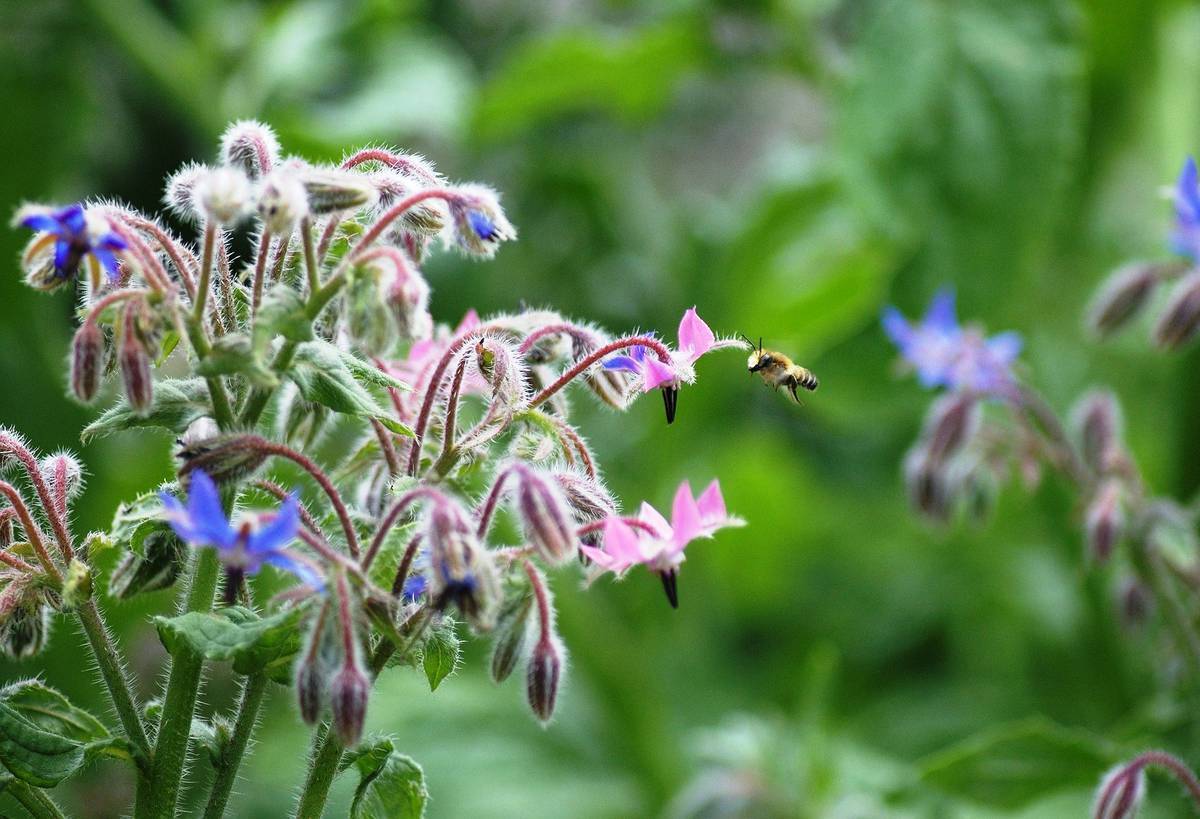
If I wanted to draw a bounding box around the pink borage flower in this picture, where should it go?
[581,479,743,608]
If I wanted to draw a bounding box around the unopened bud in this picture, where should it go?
[62,559,92,610]
[345,264,396,355]
[196,167,252,226]
[388,269,431,342]
[256,170,308,234]
[109,527,187,598]
[526,635,563,724]
[329,661,370,746]
[163,162,207,222]
[904,446,953,522]
[922,393,978,464]
[40,453,83,504]
[1092,763,1145,819]
[301,169,377,215]
[447,185,516,259]
[554,472,618,548]
[1085,480,1124,563]
[1072,390,1123,475]
[1153,268,1200,349]
[427,503,501,631]
[220,120,281,180]
[295,655,325,726]
[176,433,269,486]
[70,321,104,403]
[515,466,577,565]
[119,308,153,415]
[371,171,446,236]
[1117,576,1151,629]
[0,583,49,659]
[1087,262,1163,337]
[490,592,533,683]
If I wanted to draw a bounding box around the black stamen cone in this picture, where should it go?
[659,569,679,609]
[222,566,245,606]
[662,387,679,425]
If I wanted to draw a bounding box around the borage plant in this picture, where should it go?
[3,121,745,818]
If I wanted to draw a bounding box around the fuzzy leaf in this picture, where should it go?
[195,333,278,388]
[256,286,314,343]
[81,378,210,443]
[155,605,309,679]
[289,341,412,435]
[342,738,428,819]
[106,490,186,599]
[0,682,110,787]
[421,620,461,692]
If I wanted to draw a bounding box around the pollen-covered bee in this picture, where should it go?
[743,335,819,402]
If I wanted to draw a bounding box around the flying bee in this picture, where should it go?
[742,335,819,402]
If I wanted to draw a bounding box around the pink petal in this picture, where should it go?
[456,309,481,334]
[642,357,678,391]
[602,518,645,568]
[638,502,672,538]
[696,480,727,523]
[677,307,715,362]
[669,481,702,551]
[580,543,620,570]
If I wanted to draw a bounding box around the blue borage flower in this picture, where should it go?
[160,470,323,591]
[882,289,1021,396]
[19,204,126,283]
[1171,156,1200,261]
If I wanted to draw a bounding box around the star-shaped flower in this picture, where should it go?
[18,204,126,283]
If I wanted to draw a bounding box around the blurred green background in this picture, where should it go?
[3,0,1200,816]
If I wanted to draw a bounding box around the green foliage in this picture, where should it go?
[288,340,413,435]
[0,681,121,788]
[342,738,429,819]
[154,605,309,682]
[422,620,461,692]
[80,378,211,443]
[107,490,187,598]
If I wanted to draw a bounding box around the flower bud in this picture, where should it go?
[1092,763,1145,819]
[427,503,501,631]
[220,120,281,180]
[475,337,527,410]
[1085,480,1124,563]
[163,162,207,222]
[176,433,270,486]
[1117,576,1151,630]
[388,268,431,343]
[301,169,378,215]
[515,466,578,565]
[371,170,446,236]
[904,446,953,522]
[40,453,83,504]
[61,559,92,610]
[922,392,979,465]
[119,307,153,415]
[345,263,396,355]
[490,592,533,683]
[0,582,49,659]
[554,472,618,548]
[256,170,308,234]
[526,634,564,724]
[447,185,516,258]
[1087,261,1163,337]
[1071,390,1122,475]
[70,321,104,403]
[296,657,324,725]
[109,527,187,598]
[196,167,252,226]
[328,660,370,746]
[1152,268,1200,349]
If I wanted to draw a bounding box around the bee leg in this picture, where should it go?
[788,381,800,402]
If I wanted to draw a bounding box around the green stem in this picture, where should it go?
[8,781,67,819]
[202,673,269,819]
[76,600,151,761]
[142,548,221,819]
[1141,545,1200,684]
[294,725,344,819]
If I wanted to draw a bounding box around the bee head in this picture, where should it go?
[747,351,773,373]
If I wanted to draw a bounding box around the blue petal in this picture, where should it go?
[97,232,128,251]
[53,239,72,274]
[160,491,202,543]
[248,493,300,555]
[468,210,497,240]
[92,248,121,281]
[186,471,236,549]
[602,355,643,373]
[986,331,1022,363]
[262,551,324,590]
[20,214,62,234]
[880,307,912,350]
[401,573,427,603]
[1178,157,1200,224]
[923,289,958,334]
[55,205,86,236]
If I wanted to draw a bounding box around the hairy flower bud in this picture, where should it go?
[176,433,270,486]
[922,392,979,465]
[490,592,533,683]
[70,321,104,403]
[40,452,83,505]
[345,262,396,355]
[301,169,377,215]
[296,657,324,725]
[526,634,564,724]
[1085,480,1123,563]
[0,582,49,659]
[388,267,431,342]
[329,660,370,746]
[447,185,516,258]
[554,472,618,548]
[515,466,578,565]
[1092,763,1145,819]
[1117,576,1151,630]
[220,120,281,180]
[256,170,308,234]
[109,527,187,598]
[119,307,153,415]
[196,167,252,226]
[1152,268,1200,349]
[427,503,501,631]
[904,446,953,522]
[371,170,446,236]
[62,559,93,610]
[163,162,207,222]
[1087,261,1164,337]
[1071,390,1123,475]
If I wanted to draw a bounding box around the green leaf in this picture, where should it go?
[256,285,314,344]
[917,717,1116,809]
[0,681,110,787]
[106,490,186,599]
[195,333,279,388]
[289,341,412,435]
[421,620,461,692]
[81,378,211,443]
[338,350,410,392]
[155,605,309,680]
[342,738,428,819]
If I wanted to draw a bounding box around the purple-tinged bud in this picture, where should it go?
[526,634,564,724]
[922,392,979,465]
[301,168,378,215]
[176,433,269,487]
[119,307,153,416]
[70,321,104,403]
[903,446,953,522]
[0,582,49,659]
[108,525,186,599]
[515,466,578,565]
[475,337,528,410]
[220,120,281,180]
[446,185,516,258]
[1092,763,1145,819]
[163,162,207,223]
[328,660,370,746]
[1087,261,1164,338]
[1152,268,1200,349]
[370,171,447,236]
[554,472,618,525]
[1071,390,1123,475]
[427,503,502,631]
[39,452,83,505]
[256,170,308,234]
[1085,480,1124,563]
[1117,576,1151,630]
[490,592,533,683]
[196,167,252,226]
[296,657,324,725]
[388,267,431,342]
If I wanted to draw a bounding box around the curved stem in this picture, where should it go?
[256,479,325,538]
[370,418,401,478]
[391,532,423,597]
[576,517,660,538]
[352,189,454,259]
[117,212,198,299]
[341,149,439,184]
[0,434,76,564]
[435,357,470,468]
[518,322,601,355]
[476,466,518,540]
[0,482,58,579]
[201,672,269,819]
[528,335,672,410]
[361,486,448,571]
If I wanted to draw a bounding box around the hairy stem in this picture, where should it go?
[294,725,343,819]
[8,780,67,819]
[528,335,672,410]
[201,672,269,819]
[77,600,151,760]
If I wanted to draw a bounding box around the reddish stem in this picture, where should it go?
[0,483,58,580]
[255,479,324,538]
[315,217,342,267]
[341,149,439,185]
[528,335,672,410]
[370,419,401,478]
[576,518,660,538]
[518,322,601,355]
[476,466,519,539]
[391,532,423,597]
[353,189,454,260]
[84,289,143,327]
[0,434,74,563]
[103,220,171,294]
[117,213,198,299]
[1094,751,1200,818]
[437,357,470,467]
[522,560,552,638]
[335,573,356,657]
[251,228,272,315]
[0,550,35,573]
[361,486,450,571]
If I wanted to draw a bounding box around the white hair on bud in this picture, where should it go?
[163,162,210,223]
[195,167,251,226]
[255,169,309,234]
[220,120,281,179]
